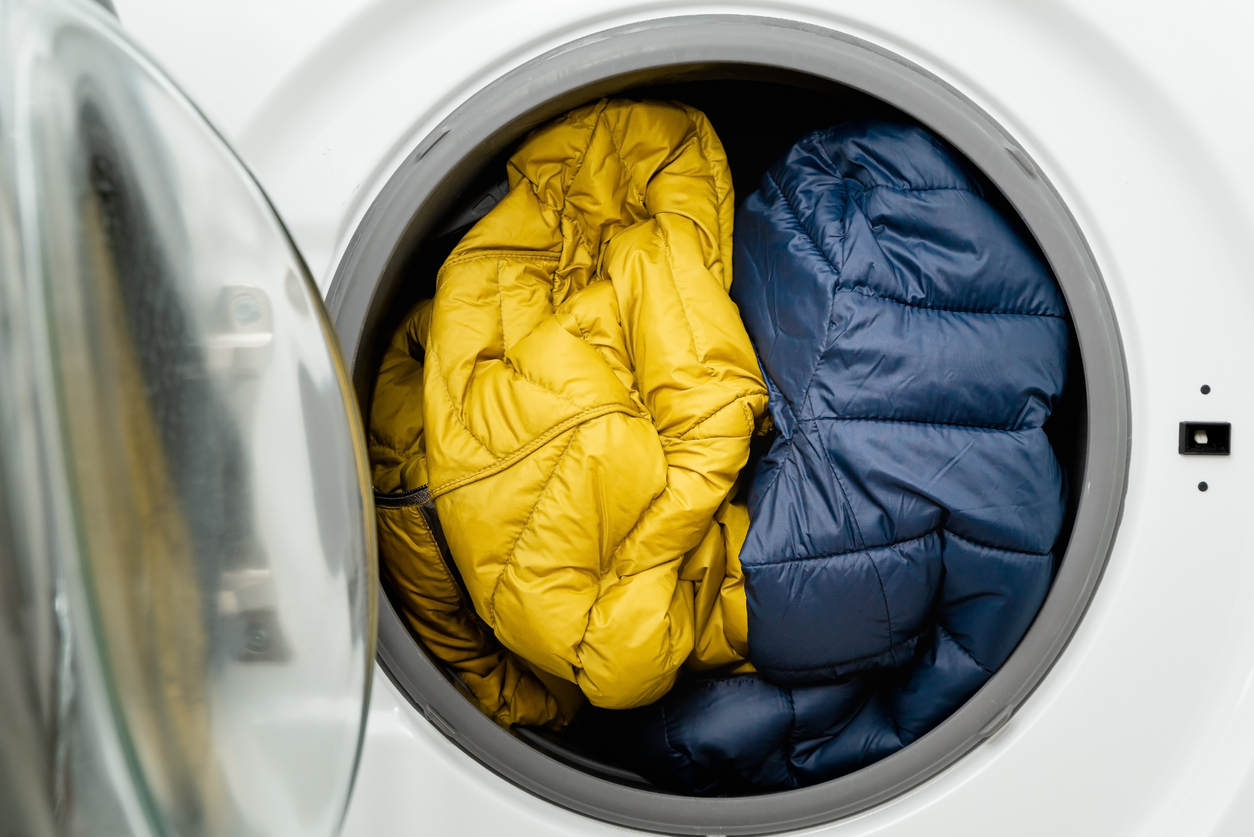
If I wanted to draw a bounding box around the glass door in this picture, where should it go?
[0,0,376,834]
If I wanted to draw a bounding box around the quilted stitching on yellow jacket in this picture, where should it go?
[374,98,768,716]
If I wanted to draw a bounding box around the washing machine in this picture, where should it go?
[3,0,1254,834]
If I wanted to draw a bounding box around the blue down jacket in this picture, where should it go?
[574,121,1069,793]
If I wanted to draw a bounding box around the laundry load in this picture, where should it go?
[369,99,770,724]
[574,121,1070,792]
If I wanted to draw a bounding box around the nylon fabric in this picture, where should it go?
[736,122,1067,683]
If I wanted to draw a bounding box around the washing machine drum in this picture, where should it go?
[379,112,1070,794]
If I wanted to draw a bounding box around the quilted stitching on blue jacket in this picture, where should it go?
[735,121,1067,686]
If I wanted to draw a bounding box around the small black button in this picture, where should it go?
[1180,422,1230,455]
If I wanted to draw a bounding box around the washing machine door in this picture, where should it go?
[0,0,374,835]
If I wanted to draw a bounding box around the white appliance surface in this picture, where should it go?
[109,1,1254,834]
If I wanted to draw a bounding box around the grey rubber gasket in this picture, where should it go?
[326,15,1129,836]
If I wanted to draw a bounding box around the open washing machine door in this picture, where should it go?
[0,0,375,835]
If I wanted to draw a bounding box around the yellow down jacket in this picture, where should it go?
[370,99,769,724]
